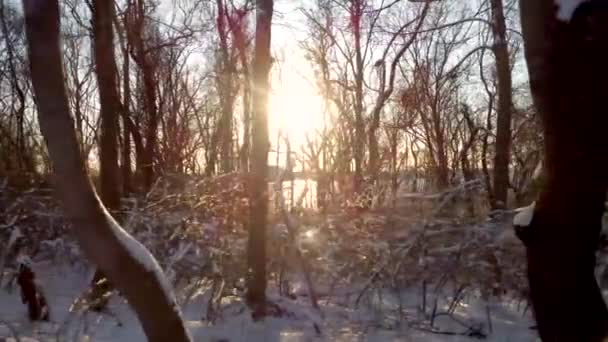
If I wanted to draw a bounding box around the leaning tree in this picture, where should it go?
[22,0,191,341]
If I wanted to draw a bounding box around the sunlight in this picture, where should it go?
[269,70,325,151]
[304,229,316,239]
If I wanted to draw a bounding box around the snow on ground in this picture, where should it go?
[0,261,537,342]
[104,209,177,306]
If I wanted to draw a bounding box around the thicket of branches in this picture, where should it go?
[0,0,540,208]
[0,0,551,340]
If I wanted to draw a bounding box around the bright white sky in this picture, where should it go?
[269,0,325,152]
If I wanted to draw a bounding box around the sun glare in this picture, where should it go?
[269,76,325,151]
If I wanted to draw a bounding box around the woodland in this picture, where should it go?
[0,0,607,341]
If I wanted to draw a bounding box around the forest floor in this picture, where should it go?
[0,260,536,341]
[0,176,544,341]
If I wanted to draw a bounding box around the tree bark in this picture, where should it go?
[490,0,512,209]
[239,61,251,172]
[116,5,132,194]
[246,0,273,317]
[367,3,428,181]
[93,0,121,211]
[22,1,191,341]
[352,0,365,193]
[141,56,158,191]
[518,0,608,340]
[127,0,158,191]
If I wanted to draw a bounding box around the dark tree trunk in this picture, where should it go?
[91,0,123,309]
[22,1,191,340]
[239,21,252,174]
[142,61,158,190]
[246,0,273,318]
[240,71,251,172]
[518,1,608,340]
[119,8,132,195]
[17,263,49,321]
[127,0,158,191]
[491,0,513,209]
[206,0,237,175]
[93,0,121,211]
[217,2,235,175]
[351,0,364,193]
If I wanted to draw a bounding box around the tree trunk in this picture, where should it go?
[206,0,237,175]
[128,0,158,191]
[240,63,251,172]
[118,7,132,195]
[217,4,235,174]
[518,0,608,340]
[490,0,513,209]
[142,60,158,190]
[22,1,191,341]
[93,0,121,211]
[352,0,364,193]
[246,0,273,317]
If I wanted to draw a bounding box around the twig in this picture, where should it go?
[413,325,485,338]
[360,238,418,308]
[0,319,21,342]
[486,304,493,334]
[430,298,438,328]
[431,311,486,338]
[274,170,323,320]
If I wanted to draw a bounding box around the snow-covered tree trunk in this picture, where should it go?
[22,1,191,341]
[518,0,608,339]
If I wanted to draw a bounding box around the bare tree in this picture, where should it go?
[246,0,273,317]
[205,0,240,175]
[125,0,160,190]
[367,2,429,180]
[0,0,30,174]
[490,0,512,209]
[21,1,191,340]
[518,0,608,340]
[93,0,121,211]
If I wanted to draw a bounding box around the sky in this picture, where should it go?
[268,0,326,152]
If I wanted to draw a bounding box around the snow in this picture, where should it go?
[513,202,535,227]
[555,0,587,21]
[15,255,33,267]
[0,261,538,341]
[0,178,539,341]
[0,227,22,279]
[104,210,178,310]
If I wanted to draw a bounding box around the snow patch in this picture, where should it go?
[15,254,32,266]
[0,261,538,341]
[513,201,535,227]
[555,0,588,21]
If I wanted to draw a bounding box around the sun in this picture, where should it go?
[268,77,325,150]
